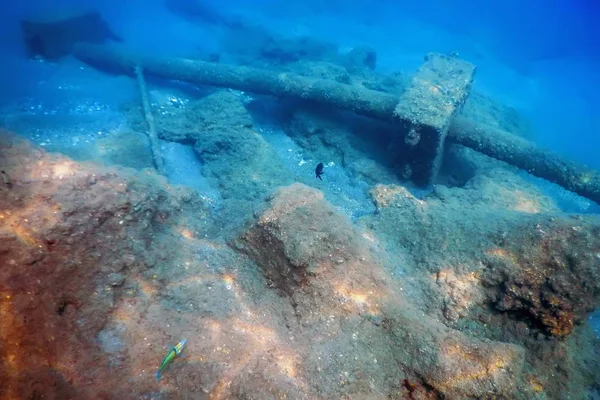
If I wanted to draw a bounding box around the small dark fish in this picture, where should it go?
[315,163,324,180]
[1,170,11,188]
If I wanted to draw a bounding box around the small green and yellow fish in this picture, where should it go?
[156,339,187,380]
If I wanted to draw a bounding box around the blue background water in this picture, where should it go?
[2,0,599,171]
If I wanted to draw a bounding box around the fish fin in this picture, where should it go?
[318,175,322,180]
[156,370,161,380]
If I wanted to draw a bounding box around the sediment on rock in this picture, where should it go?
[0,132,211,399]
[482,215,600,337]
[236,183,529,399]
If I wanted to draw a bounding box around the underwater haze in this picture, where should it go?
[1,0,600,399]
[1,0,599,167]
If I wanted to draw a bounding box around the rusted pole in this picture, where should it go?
[134,65,164,174]
[448,117,600,204]
[72,44,600,205]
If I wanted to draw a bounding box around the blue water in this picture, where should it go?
[1,0,599,170]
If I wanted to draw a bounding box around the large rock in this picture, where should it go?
[361,173,600,398]
[236,183,529,399]
[128,90,294,235]
[482,216,600,337]
[0,132,210,399]
[127,90,253,144]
